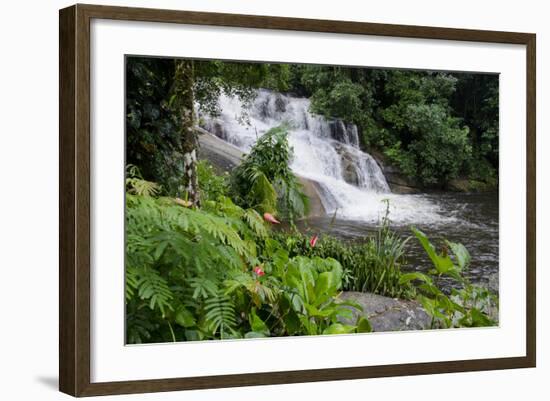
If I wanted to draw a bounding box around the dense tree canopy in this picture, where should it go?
[126,57,290,198]
[288,65,498,187]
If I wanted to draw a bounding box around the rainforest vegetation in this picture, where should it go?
[125,57,498,343]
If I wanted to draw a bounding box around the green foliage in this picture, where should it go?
[126,57,189,196]
[399,228,498,328]
[231,126,309,222]
[374,72,472,186]
[256,244,371,336]
[310,79,365,122]
[203,293,238,338]
[126,265,174,317]
[196,160,229,201]
[126,57,291,196]
[382,103,471,185]
[125,187,370,343]
[125,164,161,196]
[294,65,498,188]
[451,73,499,170]
[278,203,412,299]
[125,192,258,343]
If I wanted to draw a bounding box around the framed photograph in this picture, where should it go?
[59,4,536,397]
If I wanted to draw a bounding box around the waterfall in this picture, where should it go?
[200,89,452,224]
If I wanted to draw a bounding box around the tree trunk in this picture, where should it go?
[173,59,200,207]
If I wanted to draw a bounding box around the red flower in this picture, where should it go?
[253,266,265,277]
[309,235,319,248]
[263,212,280,224]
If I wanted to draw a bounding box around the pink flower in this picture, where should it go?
[309,235,319,248]
[253,266,265,277]
[263,212,280,224]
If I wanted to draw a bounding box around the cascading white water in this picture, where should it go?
[201,89,454,225]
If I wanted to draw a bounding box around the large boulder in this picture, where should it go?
[297,177,326,217]
[338,291,431,332]
[196,127,244,173]
[332,143,360,186]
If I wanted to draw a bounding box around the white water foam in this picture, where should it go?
[200,90,456,225]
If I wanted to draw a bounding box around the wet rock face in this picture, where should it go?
[341,156,360,186]
[274,95,287,113]
[258,93,288,118]
[201,119,227,141]
[329,120,347,143]
[329,120,359,147]
[338,291,431,332]
[368,149,422,194]
[333,143,360,186]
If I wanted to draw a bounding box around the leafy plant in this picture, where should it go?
[203,293,238,339]
[126,164,161,196]
[196,160,229,201]
[278,201,412,298]
[125,191,261,342]
[399,227,497,328]
[279,256,371,335]
[231,125,309,223]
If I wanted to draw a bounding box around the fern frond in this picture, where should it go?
[126,164,161,196]
[203,293,238,338]
[242,209,268,238]
[126,308,157,344]
[127,266,174,316]
[250,172,278,213]
[126,177,161,196]
[189,277,219,300]
[125,266,140,300]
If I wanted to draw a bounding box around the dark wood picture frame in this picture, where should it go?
[59,3,536,397]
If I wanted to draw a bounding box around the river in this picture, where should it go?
[298,192,499,292]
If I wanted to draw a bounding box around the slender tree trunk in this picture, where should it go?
[173,59,200,207]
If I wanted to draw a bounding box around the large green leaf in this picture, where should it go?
[447,240,470,271]
[175,307,196,328]
[399,271,432,285]
[249,308,270,335]
[356,317,373,333]
[322,323,356,335]
[314,271,338,303]
[411,227,454,274]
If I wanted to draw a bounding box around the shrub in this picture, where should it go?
[125,177,370,343]
[399,227,498,328]
[196,160,229,201]
[275,202,412,299]
[230,125,309,223]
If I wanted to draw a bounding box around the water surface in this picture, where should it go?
[298,192,499,292]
